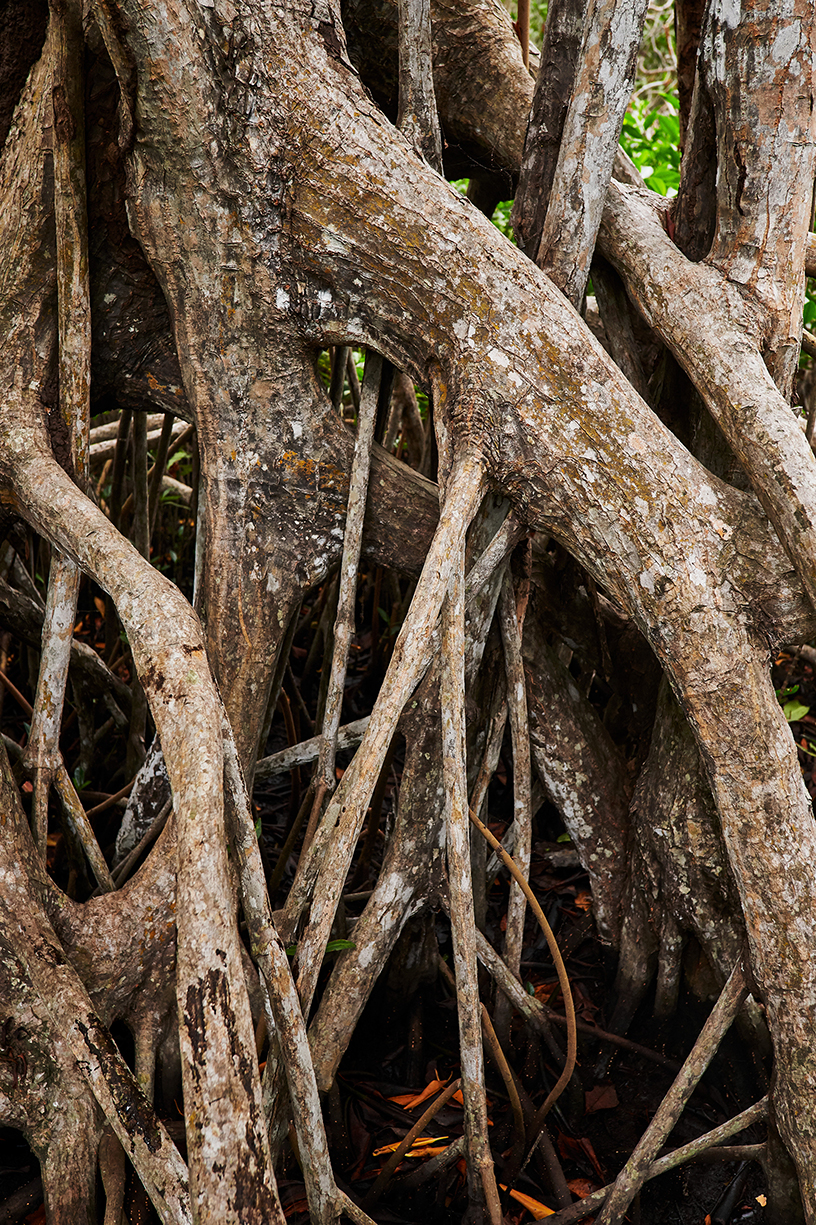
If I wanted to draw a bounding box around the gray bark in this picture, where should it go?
[1,0,816,1216]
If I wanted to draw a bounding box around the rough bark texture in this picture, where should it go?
[1,0,816,1218]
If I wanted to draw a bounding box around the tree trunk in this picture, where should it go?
[1,0,815,1219]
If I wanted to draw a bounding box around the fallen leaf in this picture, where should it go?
[534,981,558,1004]
[585,1084,619,1114]
[567,1178,598,1199]
[500,1184,555,1218]
[557,1134,605,1182]
[389,1076,448,1109]
[372,1136,448,1156]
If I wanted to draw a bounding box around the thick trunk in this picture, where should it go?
[1,0,816,1214]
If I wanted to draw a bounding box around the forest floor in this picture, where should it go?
[0,572,804,1224]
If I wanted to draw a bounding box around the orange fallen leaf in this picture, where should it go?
[372,1136,448,1156]
[500,1184,555,1218]
[389,1075,449,1109]
[574,890,593,912]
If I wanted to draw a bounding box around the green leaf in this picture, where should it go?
[556,832,572,844]
[326,938,356,953]
[783,700,810,722]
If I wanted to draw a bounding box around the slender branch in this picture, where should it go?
[441,537,501,1223]
[545,1096,768,1225]
[480,1002,526,1159]
[536,0,651,305]
[494,571,532,1038]
[256,717,369,780]
[513,0,588,257]
[221,716,339,1225]
[281,450,486,1014]
[467,805,577,1129]
[362,1078,462,1209]
[53,761,115,892]
[24,0,90,856]
[147,413,177,538]
[318,353,382,792]
[595,956,748,1224]
[396,0,443,170]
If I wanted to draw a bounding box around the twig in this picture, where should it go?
[362,1077,462,1208]
[465,517,526,599]
[53,761,115,892]
[480,1003,526,1164]
[119,422,196,521]
[441,541,502,1223]
[221,715,340,1225]
[594,956,748,1224]
[494,571,532,1039]
[397,1135,467,1191]
[24,0,90,858]
[108,409,132,532]
[473,924,682,1072]
[148,414,176,538]
[85,776,135,818]
[109,799,172,889]
[467,806,577,1128]
[318,353,382,792]
[281,449,486,1012]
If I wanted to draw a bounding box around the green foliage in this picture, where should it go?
[72,765,90,791]
[632,0,676,112]
[490,198,515,243]
[783,699,811,723]
[285,939,356,956]
[804,286,816,332]
[620,94,681,197]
